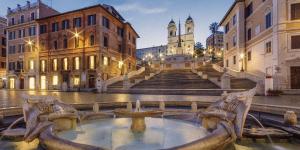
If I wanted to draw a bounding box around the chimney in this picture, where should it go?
[27,1,31,8]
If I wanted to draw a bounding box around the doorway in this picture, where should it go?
[20,78,24,89]
[88,75,95,88]
[291,66,300,89]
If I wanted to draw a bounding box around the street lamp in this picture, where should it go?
[240,53,245,72]
[203,50,207,62]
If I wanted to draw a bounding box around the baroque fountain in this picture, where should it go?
[0,87,298,150]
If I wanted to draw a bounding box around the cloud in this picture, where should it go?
[115,3,167,14]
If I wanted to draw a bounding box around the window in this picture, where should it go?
[266,41,272,53]
[226,43,229,50]
[103,56,108,66]
[255,25,260,35]
[291,3,300,20]
[52,22,59,32]
[89,56,95,69]
[118,44,122,53]
[233,56,236,64]
[40,25,47,34]
[90,34,95,46]
[225,23,229,33]
[63,58,68,70]
[52,75,58,86]
[291,35,300,49]
[53,59,58,71]
[28,26,36,36]
[18,30,22,38]
[62,20,70,30]
[247,28,252,41]
[22,29,26,37]
[117,27,124,37]
[73,17,82,28]
[18,44,24,53]
[88,14,96,25]
[41,60,46,72]
[31,12,35,20]
[1,48,6,57]
[265,12,272,29]
[102,16,110,29]
[74,57,80,70]
[40,76,46,90]
[29,60,34,70]
[247,51,252,61]
[11,18,15,25]
[53,41,58,50]
[233,36,237,47]
[63,36,68,48]
[103,36,108,47]
[232,14,237,25]
[73,77,80,86]
[20,15,24,23]
[9,78,15,89]
[226,59,229,67]
[75,38,79,48]
[29,77,35,90]
[246,2,253,18]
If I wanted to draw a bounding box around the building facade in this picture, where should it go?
[220,0,300,89]
[6,0,59,90]
[37,4,138,90]
[206,31,224,57]
[0,17,6,88]
[136,45,167,61]
[167,16,195,55]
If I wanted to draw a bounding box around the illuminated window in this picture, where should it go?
[103,56,108,66]
[53,59,57,71]
[89,56,95,69]
[63,58,68,70]
[9,78,15,89]
[29,77,35,90]
[40,76,46,90]
[41,60,46,72]
[74,77,80,86]
[75,57,80,70]
[29,60,34,70]
[52,75,58,85]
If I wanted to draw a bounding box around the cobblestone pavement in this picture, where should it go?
[0,89,299,108]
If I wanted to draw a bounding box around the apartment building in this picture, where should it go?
[37,4,138,90]
[220,0,300,89]
[6,0,58,90]
[0,17,6,88]
[206,31,224,57]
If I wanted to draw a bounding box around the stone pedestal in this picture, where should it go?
[96,78,103,93]
[93,103,99,113]
[221,73,231,89]
[127,102,132,111]
[159,101,165,110]
[191,102,198,112]
[131,117,146,132]
[265,78,274,96]
[284,111,297,126]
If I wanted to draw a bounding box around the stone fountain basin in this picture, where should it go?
[113,109,163,118]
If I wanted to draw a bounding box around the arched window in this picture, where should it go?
[187,27,191,33]
[169,31,173,36]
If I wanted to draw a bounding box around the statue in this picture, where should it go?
[3,95,78,142]
[96,73,104,93]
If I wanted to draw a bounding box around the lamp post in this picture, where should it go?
[203,50,206,62]
[240,53,245,72]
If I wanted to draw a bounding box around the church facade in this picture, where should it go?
[167,16,195,55]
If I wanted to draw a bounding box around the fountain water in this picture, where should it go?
[247,114,273,144]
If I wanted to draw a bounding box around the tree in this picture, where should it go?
[209,22,220,62]
[194,42,205,57]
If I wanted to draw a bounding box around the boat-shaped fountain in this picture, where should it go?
[1,88,258,150]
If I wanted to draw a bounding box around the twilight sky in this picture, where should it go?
[0,0,234,49]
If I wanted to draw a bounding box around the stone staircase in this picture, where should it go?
[196,64,256,89]
[132,69,219,89]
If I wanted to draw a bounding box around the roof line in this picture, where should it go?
[219,0,244,26]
